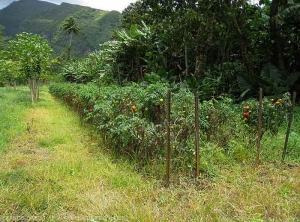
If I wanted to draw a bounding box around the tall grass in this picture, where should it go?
[0,87,32,153]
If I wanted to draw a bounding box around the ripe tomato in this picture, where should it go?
[243,112,249,118]
[131,105,137,111]
[277,99,282,103]
[270,99,274,102]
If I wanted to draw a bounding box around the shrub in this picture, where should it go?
[49,82,295,174]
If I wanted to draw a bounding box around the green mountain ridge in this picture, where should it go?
[0,0,122,57]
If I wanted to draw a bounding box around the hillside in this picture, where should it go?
[0,0,122,57]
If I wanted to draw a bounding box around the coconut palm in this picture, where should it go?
[61,16,80,59]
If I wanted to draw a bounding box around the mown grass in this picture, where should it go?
[0,86,299,221]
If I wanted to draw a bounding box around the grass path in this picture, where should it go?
[0,88,157,221]
[0,87,299,221]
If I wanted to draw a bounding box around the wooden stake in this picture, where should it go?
[256,88,263,165]
[282,92,297,162]
[195,91,200,178]
[166,89,171,188]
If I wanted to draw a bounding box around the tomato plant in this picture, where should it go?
[50,82,294,173]
[241,92,292,137]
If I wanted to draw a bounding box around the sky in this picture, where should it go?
[0,0,138,12]
[0,0,261,12]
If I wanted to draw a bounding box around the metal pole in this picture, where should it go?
[256,88,263,165]
[195,91,200,178]
[166,89,171,188]
[282,92,297,162]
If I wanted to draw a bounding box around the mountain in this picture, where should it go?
[0,0,121,57]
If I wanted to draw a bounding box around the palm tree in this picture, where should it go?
[61,16,80,60]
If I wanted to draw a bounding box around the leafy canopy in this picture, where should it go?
[6,32,52,79]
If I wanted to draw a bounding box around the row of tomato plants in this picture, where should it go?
[49,82,292,172]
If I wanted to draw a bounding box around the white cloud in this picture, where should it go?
[0,0,16,9]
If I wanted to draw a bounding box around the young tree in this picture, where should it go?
[0,60,23,89]
[7,32,52,103]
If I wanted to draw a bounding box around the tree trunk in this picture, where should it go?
[29,78,38,103]
[184,39,188,76]
[29,79,34,103]
[194,14,215,78]
[194,52,208,78]
[270,0,284,68]
[37,79,40,101]
[232,13,254,75]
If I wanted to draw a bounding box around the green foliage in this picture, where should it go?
[48,82,299,175]
[6,32,52,79]
[5,32,52,102]
[238,63,300,97]
[0,60,25,86]
[241,93,292,140]
[61,16,80,36]
[118,0,300,95]
[0,25,6,49]
[59,40,121,84]
[61,16,80,60]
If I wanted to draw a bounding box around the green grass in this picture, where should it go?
[0,86,299,221]
[0,86,32,154]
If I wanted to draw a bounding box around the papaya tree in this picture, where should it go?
[6,32,52,103]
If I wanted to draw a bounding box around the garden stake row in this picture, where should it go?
[165,90,201,187]
[256,88,263,165]
[195,91,200,178]
[282,91,297,162]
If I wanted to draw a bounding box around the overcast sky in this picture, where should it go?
[0,0,138,12]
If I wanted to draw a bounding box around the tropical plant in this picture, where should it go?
[6,32,52,103]
[237,62,300,97]
[61,16,80,60]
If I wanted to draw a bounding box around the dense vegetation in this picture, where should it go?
[49,82,299,175]
[0,0,121,57]
[49,0,300,99]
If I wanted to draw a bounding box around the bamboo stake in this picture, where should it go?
[195,91,200,178]
[165,89,171,188]
[282,92,297,162]
[256,88,263,165]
